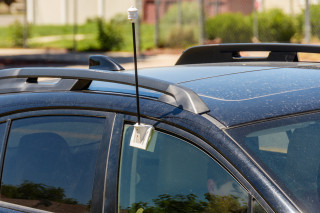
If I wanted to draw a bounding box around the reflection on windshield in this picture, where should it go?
[118,125,252,213]
[0,116,104,213]
[1,181,90,212]
[120,193,247,213]
[228,117,320,213]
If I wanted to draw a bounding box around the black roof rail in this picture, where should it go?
[0,68,209,114]
[175,43,320,65]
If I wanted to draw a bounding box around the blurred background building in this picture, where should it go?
[5,0,318,25]
[260,0,319,14]
[25,0,132,25]
[143,0,254,24]
[0,0,320,52]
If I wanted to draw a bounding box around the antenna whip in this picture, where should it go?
[128,6,154,151]
[128,6,141,124]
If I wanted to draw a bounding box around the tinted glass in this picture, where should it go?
[254,200,267,213]
[118,125,249,212]
[228,115,320,212]
[89,81,162,98]
[1,116,105,212]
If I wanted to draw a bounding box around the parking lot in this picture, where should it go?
[0,48,180,70]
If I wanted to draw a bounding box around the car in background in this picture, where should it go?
[0,43,319,213]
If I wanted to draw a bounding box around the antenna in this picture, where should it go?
[128,6,154,150]
[128,6,141,124]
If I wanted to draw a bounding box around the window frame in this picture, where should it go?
[106,114,274,213]
[0,109,115,213]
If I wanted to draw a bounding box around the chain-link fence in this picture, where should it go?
[153,0,255,47]
[153,0,320,47]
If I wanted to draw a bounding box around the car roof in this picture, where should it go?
[4,43,320,128]
[118,61,320,127]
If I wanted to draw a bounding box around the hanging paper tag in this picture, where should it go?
[129,123,154,150]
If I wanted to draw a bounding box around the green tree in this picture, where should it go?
[122,193,248,213]
[96,18,123,51]
[257,9,296,42]
[153,194,206,212]
[1,181,78,205]
[203,193,247,213]
[9,20,31,47]
[206,13,253,43]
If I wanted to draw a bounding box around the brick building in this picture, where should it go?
[143,0,254,24]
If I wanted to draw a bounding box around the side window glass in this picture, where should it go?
[118,125,249,212]
[254,200,267,213]
[1,116,105,212]
[243,121,320,212]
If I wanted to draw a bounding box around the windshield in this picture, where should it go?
[227,113,320,212]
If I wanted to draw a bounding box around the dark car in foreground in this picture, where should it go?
[0,43,319,213]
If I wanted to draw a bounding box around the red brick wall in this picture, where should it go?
[228,0,254,15]
[143,0,254,24]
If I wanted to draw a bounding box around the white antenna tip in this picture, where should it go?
[128,6,138,22]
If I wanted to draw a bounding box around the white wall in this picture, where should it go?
[34,0,62,25]
[262,0,320,15]
[105,0,132,20]
[26,0,132,25]
[262,0,303,15]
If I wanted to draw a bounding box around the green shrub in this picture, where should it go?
[159,27,197,48]
[257,9,296,42]
[206,13,252,43]
[9,20,31,47]
[96,18,123,51]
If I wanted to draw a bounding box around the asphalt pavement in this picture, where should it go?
[0,48,181,70]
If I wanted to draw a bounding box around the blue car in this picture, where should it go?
[0,43,318,213]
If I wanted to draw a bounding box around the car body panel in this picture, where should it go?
[0,91,299,212]
[2,44,320,212]
[119,63,320,127]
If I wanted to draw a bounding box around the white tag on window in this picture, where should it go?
[129,123,154,150]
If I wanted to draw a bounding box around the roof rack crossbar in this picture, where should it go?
[175,43,320,65]
[0,68,209,114]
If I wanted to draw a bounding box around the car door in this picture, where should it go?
[0,110,115,213]
[105,114,269,213]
